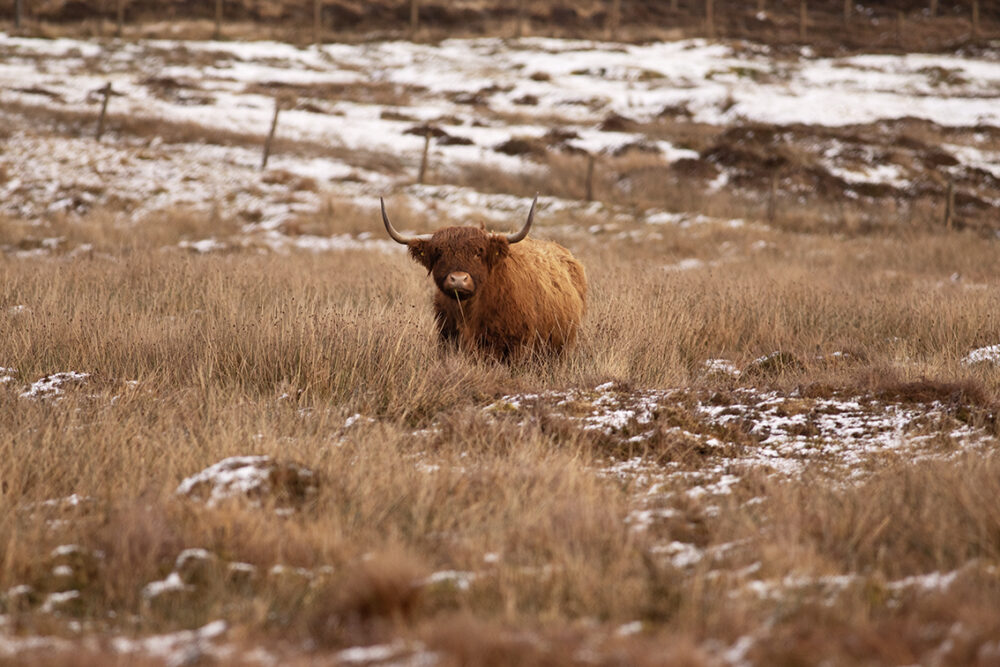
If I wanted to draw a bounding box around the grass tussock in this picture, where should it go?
[731,455,1000,579]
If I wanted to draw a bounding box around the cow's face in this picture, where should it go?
[380,196,536,301]
[409,227,510,301]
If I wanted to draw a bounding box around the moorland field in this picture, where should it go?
[2,2,1000,665]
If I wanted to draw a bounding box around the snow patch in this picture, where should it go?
[963,344,1000,365]
[111,620,230,665]
[422,570,477,591]
[175,455,318,510]
[19,372,90,400]
[141,572,193,600]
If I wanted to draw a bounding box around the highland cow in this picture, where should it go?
[380,196,586,358]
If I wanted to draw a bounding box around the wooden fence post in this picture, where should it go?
[843,0,852,24]
[410,0,419,37]
[671,0,679,11]
[944,181,955,230]
[929,0,938,16]
[609,0,621,40]
[116,0,125,37]
[585,154,596,202]
[515,0,525,38]
[706,0,714,38]
[15,0,23,29]
[767,171,778,223]
[799,0,807,40]
[97,0,105,38]
[972,0,980,38]
[417,130,431,184]
[261,99,281,170]
[313,0,322,45]
[896,10,904,46]
[96,82,113,141]
[214,0,223,40]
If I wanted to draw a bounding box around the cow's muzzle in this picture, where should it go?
[443,271,475,299]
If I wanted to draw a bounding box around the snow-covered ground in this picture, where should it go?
[3,34,1000,233]
[5,35,1000,140]
[486,379,995,529]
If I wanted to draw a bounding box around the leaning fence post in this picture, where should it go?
[417,130,431,184]
[585,153,596,202]
[944,180,955,230]
[261,99,281,170]
[96,82,113,141]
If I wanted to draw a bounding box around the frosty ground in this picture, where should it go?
[2,30,1000,666]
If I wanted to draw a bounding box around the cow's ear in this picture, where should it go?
[409,240,436,270]
[485,235,510,267]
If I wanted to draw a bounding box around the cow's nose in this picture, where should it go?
[444,271,474,292]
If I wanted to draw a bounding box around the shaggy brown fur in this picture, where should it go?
[407,227,587,358]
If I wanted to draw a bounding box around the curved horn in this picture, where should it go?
[380,197,417,245]
[505,195,537,244]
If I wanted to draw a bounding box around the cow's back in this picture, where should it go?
[465,238,586,354]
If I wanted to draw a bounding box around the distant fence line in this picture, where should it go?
[6,0,992,43]
[11,0,979,223]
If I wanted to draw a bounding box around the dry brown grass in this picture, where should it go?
[1,197,999,664]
